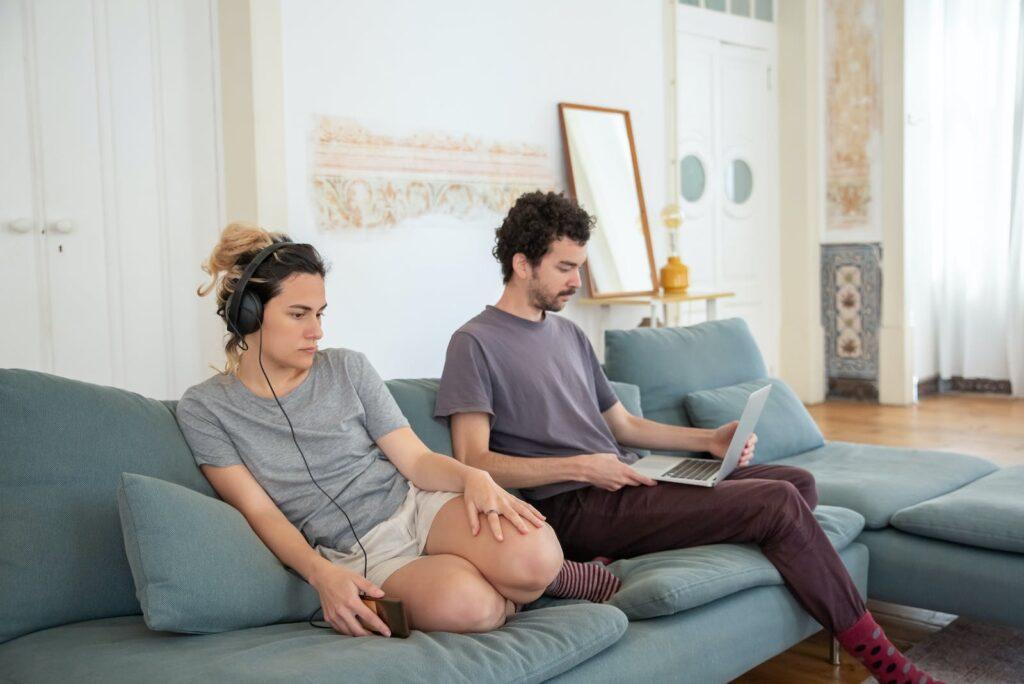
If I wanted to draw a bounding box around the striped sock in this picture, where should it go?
[544,559,621,603]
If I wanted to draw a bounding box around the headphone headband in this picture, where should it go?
[226,240,294,336]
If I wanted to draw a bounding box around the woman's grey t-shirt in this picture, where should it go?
[175,348,410,552]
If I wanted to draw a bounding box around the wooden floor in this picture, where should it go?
[806,393,1024,467]
[734,392,1023,683]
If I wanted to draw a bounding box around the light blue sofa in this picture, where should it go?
[1,317,1013,681]
[600,318,1024,634]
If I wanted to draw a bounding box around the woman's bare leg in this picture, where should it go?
[380,553,511,633]
[424,496,563,605]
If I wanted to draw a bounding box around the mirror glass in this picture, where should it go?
[680,155,706,202]
[560,104,657,296]
[725,159,753,204]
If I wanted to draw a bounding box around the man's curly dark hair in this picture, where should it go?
[492,191,594,283]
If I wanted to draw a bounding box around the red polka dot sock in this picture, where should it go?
[836,611,944,684]
[544,559,621,603]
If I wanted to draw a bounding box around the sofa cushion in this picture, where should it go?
[890,466,1024,553]
[855,529,1024,629]
[603,318,767,429]
[386,379,454,455]
[0,604,628,684]
[606,381,650,458]
[117,473,321,634]
[0,370,214,645]
[604,505,864,620]
[683,378,824,464]
[548,544,869,684]
[774,442,999,529]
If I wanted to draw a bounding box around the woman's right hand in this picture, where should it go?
[308,562,391,637]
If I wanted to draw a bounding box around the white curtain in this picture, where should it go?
[928,0,1023,394]
[1008,2,1024,396]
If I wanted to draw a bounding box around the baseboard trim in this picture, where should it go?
[827,377,879,401]
[917,375,1011,396]
[917,375,940,398]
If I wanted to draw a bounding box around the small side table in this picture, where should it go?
[576,290,736,358]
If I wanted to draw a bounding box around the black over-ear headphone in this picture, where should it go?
[225,240,294,339]
[222,239,369,631]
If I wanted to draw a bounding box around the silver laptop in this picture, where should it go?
[629,384,772,487]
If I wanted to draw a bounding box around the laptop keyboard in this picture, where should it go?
[664,459,720,481]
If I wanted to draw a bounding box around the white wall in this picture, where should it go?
[278,0,667,379]
[777,0,827,403]
[904,0,939,383]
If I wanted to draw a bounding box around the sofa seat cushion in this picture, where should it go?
[0,604,628,684]
[890,466,1024,553]
[683,378,825,464]
[604,505,864,620]
[773,442,998,529]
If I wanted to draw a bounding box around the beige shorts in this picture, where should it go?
[315,483,460,589]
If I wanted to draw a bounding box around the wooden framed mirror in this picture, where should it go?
[558,102,658,298]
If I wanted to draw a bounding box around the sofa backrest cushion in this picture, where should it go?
[682,377,825,464]
[0,370,212,644]
[603,318,767,428]
[117,473,321,633]
[386,379,453,455]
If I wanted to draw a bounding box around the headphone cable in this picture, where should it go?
[233,320,369,630]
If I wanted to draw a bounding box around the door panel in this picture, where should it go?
[676,32,779,372]
[32,0,114,385]
[0,1,48,371]
[718,42,777,371]
[676,33,717,291]
[4,0,220,397]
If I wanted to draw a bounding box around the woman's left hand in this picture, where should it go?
[462,468,547,541]
[708,421,758,467]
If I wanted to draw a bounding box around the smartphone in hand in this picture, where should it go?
[360,597,410,638]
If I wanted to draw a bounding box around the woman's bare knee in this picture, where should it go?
[419,577,508,633]
[384,555,510,633]
[496,525,563,594]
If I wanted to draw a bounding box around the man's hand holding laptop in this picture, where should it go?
[577,421,758,492]
[709,422,758,467]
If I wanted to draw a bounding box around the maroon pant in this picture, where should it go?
[533,464,866,634]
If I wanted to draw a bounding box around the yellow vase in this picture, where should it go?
[660,256,689,294]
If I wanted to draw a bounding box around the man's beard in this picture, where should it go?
[529,281,577,312]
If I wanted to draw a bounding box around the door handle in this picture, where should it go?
[50,219,74,234]
[7,218,34,234]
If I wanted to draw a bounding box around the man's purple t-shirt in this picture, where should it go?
[434,305,639,500]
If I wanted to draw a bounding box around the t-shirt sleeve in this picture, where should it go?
[580,328,620,413]
[434,332,494,419]
[347,351,410,441]
[175,395,244,468]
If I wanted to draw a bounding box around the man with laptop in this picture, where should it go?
[435,192,937,684]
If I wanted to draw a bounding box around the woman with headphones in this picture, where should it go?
[175,223,619,638]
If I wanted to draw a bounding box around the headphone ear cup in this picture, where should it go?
[235,291,264,336]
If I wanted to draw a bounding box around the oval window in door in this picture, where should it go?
[680,155,706,202]
[724,159,753,204]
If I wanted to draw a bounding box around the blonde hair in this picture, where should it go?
[198,222,326,376]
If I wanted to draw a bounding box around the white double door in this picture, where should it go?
[675,30,780,373]
[1,0,222,398]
